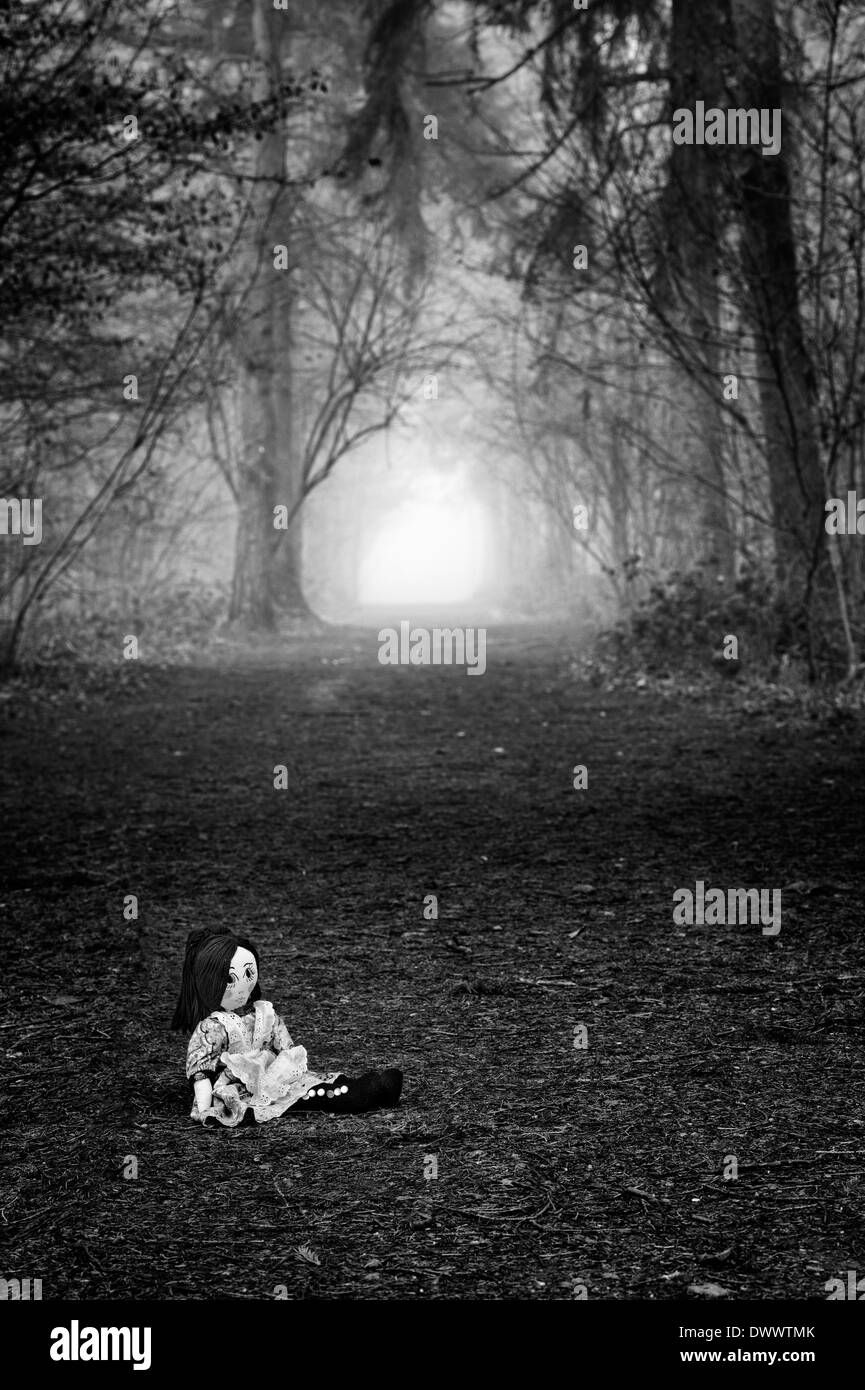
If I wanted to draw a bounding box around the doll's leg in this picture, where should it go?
[291,1069,403,1114]
[289,1074,350,1112]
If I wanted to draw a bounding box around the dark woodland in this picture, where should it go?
[2,0,865,1346]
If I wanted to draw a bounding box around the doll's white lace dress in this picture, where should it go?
[185,999,341,1126]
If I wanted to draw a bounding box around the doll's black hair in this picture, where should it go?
[171,927,262,1032]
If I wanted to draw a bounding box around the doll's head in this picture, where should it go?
[171,927,262,1031]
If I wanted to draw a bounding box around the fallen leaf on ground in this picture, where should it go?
[295,1244,321,1266]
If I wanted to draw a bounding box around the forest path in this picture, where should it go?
[2,623,864,1300]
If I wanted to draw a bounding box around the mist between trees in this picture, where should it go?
[1,0,863,684]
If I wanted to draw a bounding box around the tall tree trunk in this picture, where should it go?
[229,0,309,625]
[729,0,826,599]
[669,0,736,585]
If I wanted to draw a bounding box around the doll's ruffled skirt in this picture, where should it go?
[191,1045,342,1127]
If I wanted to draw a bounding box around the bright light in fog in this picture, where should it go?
[359,496,487,604]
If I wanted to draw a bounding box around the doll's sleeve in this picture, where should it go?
[269,1011,294,1054]
[186,1016,228,1081]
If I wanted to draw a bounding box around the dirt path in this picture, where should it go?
[2,625,864,1300]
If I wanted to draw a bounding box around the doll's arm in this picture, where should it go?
[193,1076,213,1112]
[186,1017,228,1119]
[269,1012,295,1053]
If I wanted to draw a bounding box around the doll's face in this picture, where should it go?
[220,947,258,1012]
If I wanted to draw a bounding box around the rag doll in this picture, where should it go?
[172,927,403,1127]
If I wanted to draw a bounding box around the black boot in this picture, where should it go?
[292,1069,403,1114]
[349,1068,403,1111]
